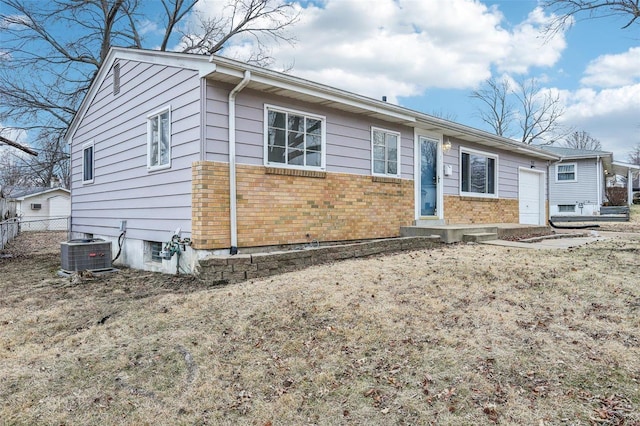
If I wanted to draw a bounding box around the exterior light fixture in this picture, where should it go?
[442,138,452,152]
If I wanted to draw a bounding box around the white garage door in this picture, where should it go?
[519,169,544,225]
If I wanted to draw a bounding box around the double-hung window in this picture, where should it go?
[460,148,497,196]
[556,163,577,182]
[82,141,94,184]
[265,105,325,170]
[147,106,171,170]
[372,127,400,177]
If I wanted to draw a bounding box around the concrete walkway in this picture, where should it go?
[481,232,607,250]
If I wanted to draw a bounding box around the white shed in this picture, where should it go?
[12,187,71,231]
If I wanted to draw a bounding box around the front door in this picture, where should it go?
[419,136,438,216]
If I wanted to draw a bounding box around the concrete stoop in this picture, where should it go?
[462,232,498,243]
[401,224,552,244]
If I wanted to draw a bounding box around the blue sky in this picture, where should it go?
[2,0,638,163]
[201,0,639,162]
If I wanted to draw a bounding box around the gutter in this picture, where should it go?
[227,70,251,255]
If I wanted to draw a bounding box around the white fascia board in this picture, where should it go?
[112,48,216,76]
[612,161,640,170]
[16,188,70,201]
[254,74,417,123]
[558,153,613,161]
[415,117,560,161]
[210,61,416,124]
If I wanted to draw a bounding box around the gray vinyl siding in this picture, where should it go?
[549,159,599,205]
[205,83,414,179]
[70,59,201,242]
[442,137,545,199]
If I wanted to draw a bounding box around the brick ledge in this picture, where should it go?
[265,167,326,178]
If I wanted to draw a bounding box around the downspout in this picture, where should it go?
[228,70,251,255]
[628,168,633,206]
[596,156,602,211]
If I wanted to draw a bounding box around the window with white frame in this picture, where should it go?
[265,105,325,169]
[372,127,400,177]
[82,141,94,183]
[147,106,171,170]
[558,204,576,213]
[460,148,497,196]
[556,163,577,182]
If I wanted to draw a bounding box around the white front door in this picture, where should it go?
[519,168,545,225]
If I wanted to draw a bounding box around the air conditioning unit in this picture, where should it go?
[31,203,42,210]
[60,239,112,272]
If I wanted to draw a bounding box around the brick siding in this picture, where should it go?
[191,161,414,250]
[444,195,519,224]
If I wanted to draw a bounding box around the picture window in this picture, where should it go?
[264,105,325,170]
[460,148,497,196]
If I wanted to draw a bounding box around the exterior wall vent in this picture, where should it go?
[30,203,42,210]
[60,239,112,272]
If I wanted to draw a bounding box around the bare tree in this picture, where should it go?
[430,108,458,122]
[471,77,566,144]
[470,77,514,138]
[516,78,566,145]
[543,0,640,34]
[0,135,37,156]
[628,142,640,165]
[562,131,603,150]
[0,150,32,193]
[0,0,298,186]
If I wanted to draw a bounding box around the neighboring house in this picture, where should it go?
[64,47,558,274]
[10,187,71,231]
[541,146,639,217]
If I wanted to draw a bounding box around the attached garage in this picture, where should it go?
[518,168,545,225]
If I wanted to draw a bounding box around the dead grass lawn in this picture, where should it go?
[1,223,639,425]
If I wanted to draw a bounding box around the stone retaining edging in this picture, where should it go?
[194,236,441,285]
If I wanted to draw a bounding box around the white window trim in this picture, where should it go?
[263,104,327,171]
[371,126,402,178]
[147,105,172,172]
[556,162,577,183]
[459,146,499,198]
[82,140,95,184]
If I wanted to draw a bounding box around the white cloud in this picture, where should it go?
[137,19,162,37]
[580,47,640,88]
[559,84,640,159]
[195,0,568,101]
[497,7,567,74]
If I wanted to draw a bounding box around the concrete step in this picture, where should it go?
[401,225,498,243]
[462,232,498,242]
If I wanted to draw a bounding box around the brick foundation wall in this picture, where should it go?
[191,161,415,250]
[444,195,519,224]
[192,161,231,249]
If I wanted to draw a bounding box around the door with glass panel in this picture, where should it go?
[419,136,438,217]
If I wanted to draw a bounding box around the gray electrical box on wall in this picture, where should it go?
[60,239,112,272]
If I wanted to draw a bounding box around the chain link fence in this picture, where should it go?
[19,216,70,232]
[0,216,70,250]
